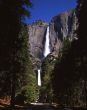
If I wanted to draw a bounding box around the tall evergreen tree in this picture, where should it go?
[76,0,87,107]
[0,0,32,106]
[13,25,38,104]
[52,38,73,105]
[52,0,87,107]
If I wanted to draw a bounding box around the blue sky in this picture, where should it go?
[25,0,77,24]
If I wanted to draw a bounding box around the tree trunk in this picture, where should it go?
[10,78,16,107]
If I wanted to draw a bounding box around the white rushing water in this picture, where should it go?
[38,69,41,86]
[44,26,50,57]
[37,26,50,87]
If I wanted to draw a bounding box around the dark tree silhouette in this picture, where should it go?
[0,0,32,106]
[52,0,87,107]
[76,0,87,107]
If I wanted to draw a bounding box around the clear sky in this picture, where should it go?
[25,0,77,24]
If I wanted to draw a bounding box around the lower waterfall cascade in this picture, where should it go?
[37,26,51,86]
[37,69,41,86]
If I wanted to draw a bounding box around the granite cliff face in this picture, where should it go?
[28,10,77,69]
[28,22,48,69]
[49,10,77,55]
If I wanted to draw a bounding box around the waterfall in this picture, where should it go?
[37,69,41,86]
[37,26,50,87]
[44,26,50,57]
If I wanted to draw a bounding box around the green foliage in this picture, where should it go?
[22,84,38,103]
[15,25,39,103]
[0,0,32,105]
[61,38,71,57]
[40,56,56,103]
[32,20,44,25]
[52,38,80,105]
[21,59,39,103]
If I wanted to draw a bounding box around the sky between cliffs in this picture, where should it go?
[25,0,77,24]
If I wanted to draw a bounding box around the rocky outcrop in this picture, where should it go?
[28,10,77,69]
[49,10,77,55]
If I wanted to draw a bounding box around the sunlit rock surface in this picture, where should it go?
[28,22,48,69]
[49,10,77,55]
[28,10,77,68]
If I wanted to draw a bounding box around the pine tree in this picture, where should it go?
[0,0,32,106]
[52,38,73,105]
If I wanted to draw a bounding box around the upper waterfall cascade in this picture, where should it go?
[44,26,51,57]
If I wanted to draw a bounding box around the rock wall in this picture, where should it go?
[28,10,77,69]
[49,10,77,55]
[28,22,48,69]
